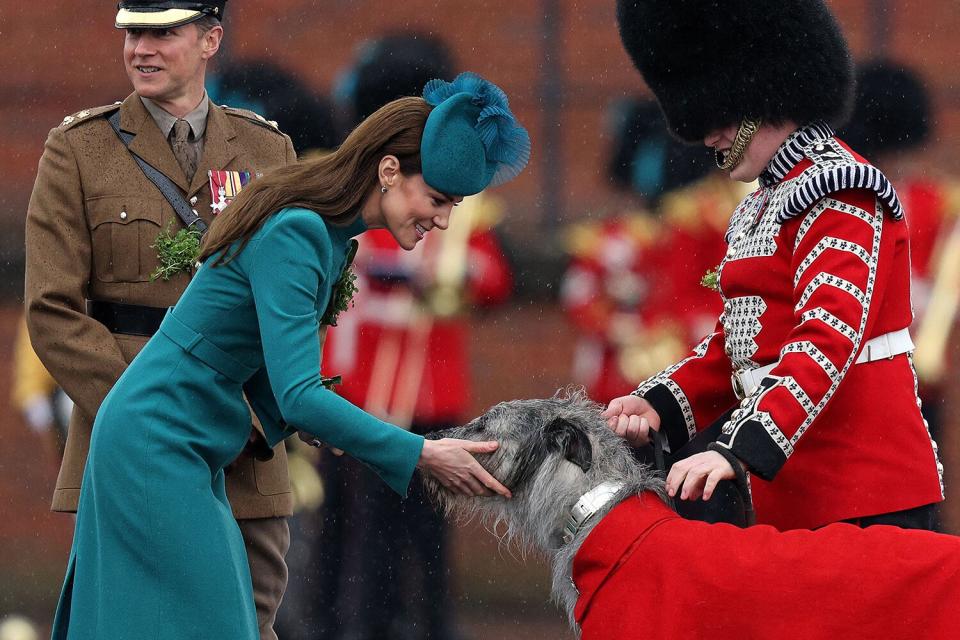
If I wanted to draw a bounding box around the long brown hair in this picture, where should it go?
[200,96,432,265]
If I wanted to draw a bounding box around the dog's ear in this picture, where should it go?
[544,416,593,473]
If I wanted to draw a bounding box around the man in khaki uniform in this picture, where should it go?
[24,2,295,638]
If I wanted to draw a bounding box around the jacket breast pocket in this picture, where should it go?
[87,196,163,282]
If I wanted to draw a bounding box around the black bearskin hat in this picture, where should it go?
[839,60,931,158]
[608,98,713,201]
[350,33,456,125]
[211,61,337,154]
[616,0,855,142]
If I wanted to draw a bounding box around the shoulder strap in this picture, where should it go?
[107,111,208,235]
[776,136,904,224]
[219,105,283,133]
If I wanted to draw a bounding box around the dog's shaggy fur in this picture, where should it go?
[422,389,662,627]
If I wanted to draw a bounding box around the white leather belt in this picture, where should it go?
[731,328,914,400]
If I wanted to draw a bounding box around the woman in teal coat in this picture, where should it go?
[52,73,529,639]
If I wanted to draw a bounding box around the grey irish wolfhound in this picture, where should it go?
[423,389,960,639]
[424,389,658,627]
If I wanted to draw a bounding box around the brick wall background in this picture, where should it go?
[1,0,959,293]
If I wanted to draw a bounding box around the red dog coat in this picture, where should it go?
[574,493,960,639]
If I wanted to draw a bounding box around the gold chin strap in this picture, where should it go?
[716,118,762,170]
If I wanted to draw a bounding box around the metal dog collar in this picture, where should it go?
[561,481,625,545]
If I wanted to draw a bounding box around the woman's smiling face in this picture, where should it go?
[363,156,463,250]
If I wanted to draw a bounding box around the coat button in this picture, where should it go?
[190,196,199,205]
[119,211,127,220]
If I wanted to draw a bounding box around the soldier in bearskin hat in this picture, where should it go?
[209,60,339,155]
[604,0,944,531]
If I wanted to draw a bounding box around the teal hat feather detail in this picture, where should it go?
[420,72,531,196]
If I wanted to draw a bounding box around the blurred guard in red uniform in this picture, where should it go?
[610,0,944,531]
[309,34,513,640]
[561,99,736,404]
[325,215,512,427]
[841,60,960,532]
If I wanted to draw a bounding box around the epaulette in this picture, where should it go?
[57,102,122,130]
[778,136,903,223]
[219,105,283,134]
[660,186,701,228]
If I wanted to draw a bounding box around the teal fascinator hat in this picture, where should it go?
[420,72,531,196]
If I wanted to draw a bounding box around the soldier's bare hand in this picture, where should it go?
[666,451,738,501]
[601,395,661,447]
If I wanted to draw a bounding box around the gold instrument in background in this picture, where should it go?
[914,211,960,383]
[611,175,745,384]
[614,318,688,382]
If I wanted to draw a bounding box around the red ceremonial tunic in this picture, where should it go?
[637,123,943,529]
[573,493,960,640]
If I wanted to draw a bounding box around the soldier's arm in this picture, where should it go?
[632,324,737,453]
[24,126,128,420]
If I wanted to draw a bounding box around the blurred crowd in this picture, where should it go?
[6,27,960,640]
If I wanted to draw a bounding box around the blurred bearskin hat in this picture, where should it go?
[839,60,931,158]
[349,33,456,125]
[608,98,713,202]
[616,0,855,142]
[209,61,337,154]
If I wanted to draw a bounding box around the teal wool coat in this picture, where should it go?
[52,208,424,639]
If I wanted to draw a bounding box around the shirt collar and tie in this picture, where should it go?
[140,93,210,181]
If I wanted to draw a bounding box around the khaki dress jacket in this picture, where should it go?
[25,92,297,519]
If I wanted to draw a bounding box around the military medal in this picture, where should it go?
[208,170,253,214]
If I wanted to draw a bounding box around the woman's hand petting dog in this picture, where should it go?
[666,450,742,501]
[601,395,662,447]
[418,438,513,499]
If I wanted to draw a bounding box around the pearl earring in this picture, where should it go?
[381,186,388,193]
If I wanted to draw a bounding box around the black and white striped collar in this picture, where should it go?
[759,121,835,187]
